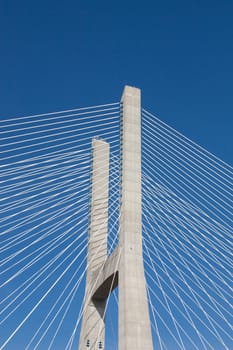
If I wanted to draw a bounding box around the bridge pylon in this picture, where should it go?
[78,86,153,350]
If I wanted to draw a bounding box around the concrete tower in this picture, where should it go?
[79,86,153,350]
[78,139,110,350]
[118,86,153,350]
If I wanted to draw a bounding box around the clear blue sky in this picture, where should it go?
[0,0,232,165]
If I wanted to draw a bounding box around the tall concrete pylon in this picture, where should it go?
[78,139,110,350]
[118,86,153,350]
[78,86,153,350]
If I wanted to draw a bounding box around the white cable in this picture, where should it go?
[146,285,164,350]
[142,135,233,218]
[142,172,232,246]
[0,235,87,325]
[0,237,88,350]
[0,107,119,134]
[1,175,119,265]
[0,151,90,184]
[145,268,213,350]
[0,176,90,229]
[143,183,233,284]
[25,251,87,350]
[0,215,88,312]
[1,102,119,123]
[142,198,232,303]
[142,112,233,190]
[1,149,89,176]
[1,129,119,162]
[142,179,232,263]
[0,164,90,209]
[1,122,119,152]
[1,195,120,348]
[142,174,232,256]
[142,202,233,316]
[143,241,228,349]
[0,158,118,252]
[1,187,119,313]
[143,218,229,347]
[1,161,114,229]
[143,234,186,350]
[0,202,88,273]
[142,118,233,200]
[0,145,91,169]
[142,149,233,230]
[142,108,233,174]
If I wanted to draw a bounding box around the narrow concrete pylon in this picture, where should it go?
[119,86,153,350]
[79,139,110,350]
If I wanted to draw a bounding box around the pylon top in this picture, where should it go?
[121,85,141,101]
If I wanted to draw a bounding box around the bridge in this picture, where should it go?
[0,86,232,349]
